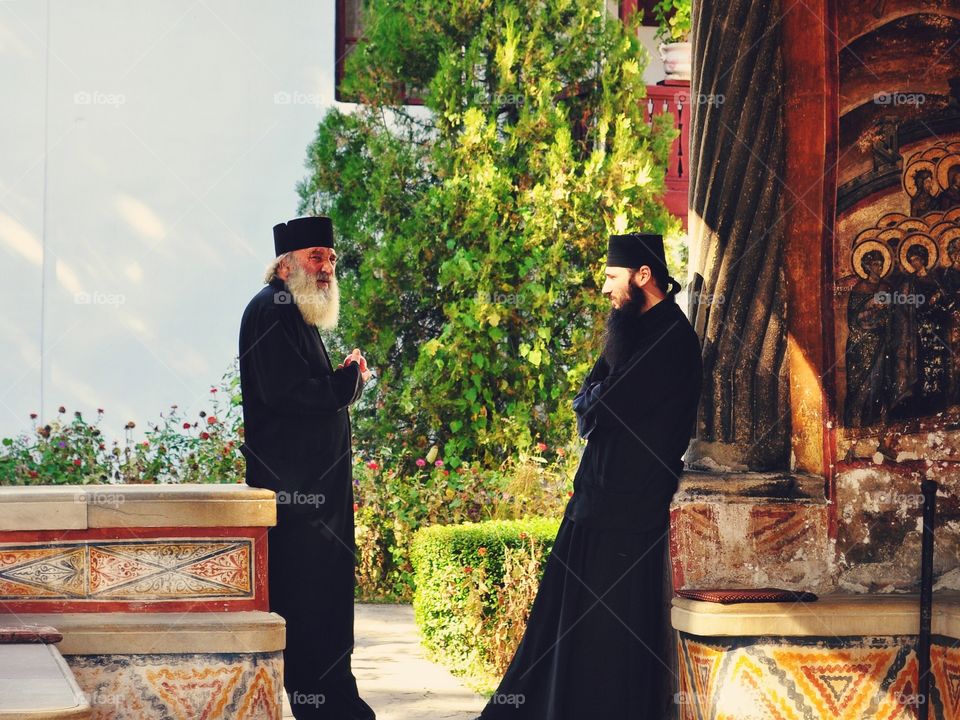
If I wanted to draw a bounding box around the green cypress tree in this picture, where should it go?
[297,0,681,466]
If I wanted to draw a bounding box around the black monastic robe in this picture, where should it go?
[480,297,703,720]
[239,276,372,720]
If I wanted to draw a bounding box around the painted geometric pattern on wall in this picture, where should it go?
[68,651,282,720]
[677,633,960,719]
[0,539,252,601]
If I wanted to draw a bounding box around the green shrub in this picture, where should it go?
[411,518,561,690]
[354,447,574,601]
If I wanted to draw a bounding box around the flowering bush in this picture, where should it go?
[0,364,244,485]
[353,442,576,600]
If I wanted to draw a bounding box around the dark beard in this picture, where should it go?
[602,282,648,369]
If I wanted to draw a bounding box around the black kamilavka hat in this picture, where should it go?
[273,216,334,256]
[606,233,667,271]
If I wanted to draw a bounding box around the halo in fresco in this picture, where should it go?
[852,239,893,279]
[898,233,938,273]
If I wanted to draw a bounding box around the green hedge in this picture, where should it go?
[411,518,561,688]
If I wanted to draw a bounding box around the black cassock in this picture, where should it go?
[238,277,372,720]
[480,298,702,720]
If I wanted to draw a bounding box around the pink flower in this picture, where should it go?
[183,422,191,430]
[207,416,217,425]
[415,458,426,467]
[536,442,548,452]
[435,459,444,467]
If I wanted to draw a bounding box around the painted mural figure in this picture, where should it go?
[939,237,960,403]
[889,239,951,419]
[911,169,939,216]
[844,247,893,427]
[939,166,960,210]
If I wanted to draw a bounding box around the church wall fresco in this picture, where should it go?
[830,1,960,590]
[835,16,960,438]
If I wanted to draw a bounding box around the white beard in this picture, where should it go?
[285,259,340,330]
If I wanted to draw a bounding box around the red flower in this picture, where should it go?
[207,416,217,425]
[183,422,191,429]
[367,461,379,470]
[568,490,574,497]
[353,503,359,512]
[73,458,82,466]
[58,406,66,413]
[210,388,218,394]
[98,443,105,450]
[477,547,487,556]
[97,408,104,414]
[442,469,450,476]
[28,470,38,478]
[519,532,528,540]
[536,442,548,452]
[141,441,149,448]
[29,412,37,419]
[200,432,210,440]
[463,566,473,574]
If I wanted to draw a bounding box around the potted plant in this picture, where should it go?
[652,0,692,82]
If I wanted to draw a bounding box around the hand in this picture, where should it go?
[339,348,374,383]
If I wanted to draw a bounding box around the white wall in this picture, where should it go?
[0,0,338,443]
[0,1,667,446]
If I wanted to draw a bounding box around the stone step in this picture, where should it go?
[0,644,91,719]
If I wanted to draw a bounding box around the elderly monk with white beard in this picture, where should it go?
[239,216,376,720]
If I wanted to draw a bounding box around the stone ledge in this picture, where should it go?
[672,591,960,637]
[676,469,827,502]
[0,484,276,530]
[0,644,91,719]
[7,611,285,655]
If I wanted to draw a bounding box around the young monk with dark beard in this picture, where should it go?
[478,232,703,719]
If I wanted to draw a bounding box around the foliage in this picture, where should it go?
[353,441,575,600]
[410,517,561,690]
[298,0,682,468]
[0,364,244,486]
[651,0,692,43]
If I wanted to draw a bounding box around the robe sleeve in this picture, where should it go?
[574,328,691,434]
[572,356,610,439]
[247,306,364,415]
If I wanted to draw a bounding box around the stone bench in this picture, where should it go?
[671,592,960,720]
